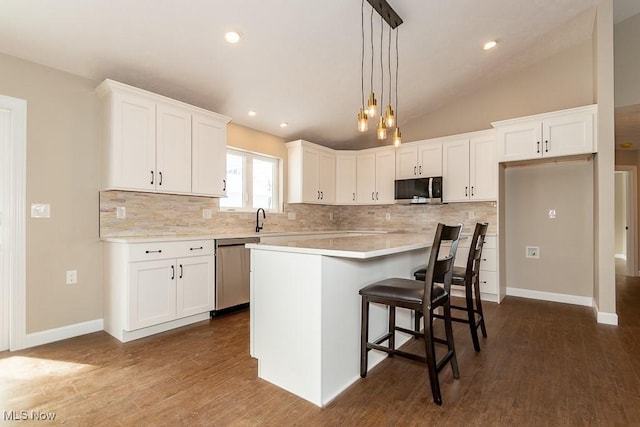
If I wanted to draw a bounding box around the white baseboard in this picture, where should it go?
[615,254,626,260]
[592,303,619,325]
[24,318,104,349]
[506,287,593,307]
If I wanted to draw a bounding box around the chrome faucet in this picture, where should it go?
[256,208,266,233]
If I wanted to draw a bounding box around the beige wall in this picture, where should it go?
[505,161,594,296]
[0,52,102,333]
[402,40,594,143]
[614,12,640,107]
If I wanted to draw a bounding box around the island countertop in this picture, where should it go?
[246,232,431,259]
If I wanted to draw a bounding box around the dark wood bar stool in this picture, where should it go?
[359,223,462,405]
[414,222,489,352]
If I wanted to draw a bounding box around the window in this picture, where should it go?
[220,148,281,212]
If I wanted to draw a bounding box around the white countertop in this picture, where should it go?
[100,230,386,244]
[246,233,431,259]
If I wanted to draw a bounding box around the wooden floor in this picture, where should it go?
[3,272,640,426]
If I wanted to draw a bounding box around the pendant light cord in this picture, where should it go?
[388,21,392,111]
[370,8,374,98]
[380,15,384,111]
[395,27,399,124]
[361,0,365,109]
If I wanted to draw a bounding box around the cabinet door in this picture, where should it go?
[543,110,594,158]
[356,152,376,204]
[110,92,156,191]
[156,103,192,193]
[442,138,470,202]
[302,146,320,203]
[192,113,227,196]
[496,119,541,162]
[128,259,176,330]
[318,150,336,204]
[470,135,497,200]
[418,142,442,177]
[395,145,418,179]
[335,153,357,204]
[375,149,396,203]
[176,255,214,318]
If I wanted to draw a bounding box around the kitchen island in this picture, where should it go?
[247,233,432,407]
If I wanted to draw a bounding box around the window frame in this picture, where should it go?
[219,147,283,213]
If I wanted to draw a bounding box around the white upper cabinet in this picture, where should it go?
[357,147,395,204]
[442,130,496,202]
[493,105,596,163]
[395,140,442,179]
[191,112,228,197]
[156,102,192,193]
[335,152,357,204]
[97,79,230,196]
[287,140,336,204]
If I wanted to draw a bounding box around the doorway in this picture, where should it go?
[614,167,637,277]
[0,94,27,351]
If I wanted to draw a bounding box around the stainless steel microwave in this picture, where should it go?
[394,177,443,204]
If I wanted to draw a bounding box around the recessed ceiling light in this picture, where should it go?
[483,40,498,50]
[248,110,256,117]
[224,31,241,44]
[280,122,288,128]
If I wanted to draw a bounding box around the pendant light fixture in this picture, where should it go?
[356,0,402,144]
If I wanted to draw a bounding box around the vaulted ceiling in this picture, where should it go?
[0,0,639,149]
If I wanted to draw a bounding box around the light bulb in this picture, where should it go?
[377,117,387,140]
[357,108,368,132]
[367,93,378,118]
[385,105,395,128]
[392,127,402,147]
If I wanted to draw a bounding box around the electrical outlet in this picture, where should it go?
[116,206,126,219]
[329,212,333,221]
[385,213,391,221]
[31,203,51,218]
[288,212,296,220]
[66,270,77,285]
[548,209,557,219]
[526,246,540,259]
[202,208,213,219]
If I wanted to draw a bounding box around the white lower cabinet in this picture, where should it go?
[104,239,214,342]
[450,235,498,301]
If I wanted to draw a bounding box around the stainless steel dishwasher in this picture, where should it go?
[214,237,260,313]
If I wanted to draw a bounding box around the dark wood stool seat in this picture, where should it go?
[414,222,489,352]
[359,223,462,405]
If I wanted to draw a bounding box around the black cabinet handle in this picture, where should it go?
[317,190,320,200]
[150,171,154,185]
[223,179,226,191]
[145,249,162,254]
[545,140,549,153]
[419,165,422,175]
[471,186,474,197]
[353,192,356,201]
[320,191,324,200]
[537,141,540,153]
[159,171,163,186]
[414,166,417,175]
[189,246,203,251]
[465,186,468,197]
[376,192,379,200]
[371,192,375,200]
[179,264,183,279]
[171,265,175,280]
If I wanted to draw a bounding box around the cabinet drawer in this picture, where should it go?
[129,240,213,262]
[480,248,496,271]
[479,271,497,294]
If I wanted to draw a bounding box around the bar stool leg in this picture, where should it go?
[360,296,369,377]
[466,277,481,352]
[474,277,487,338]
[443,299,460,379]
[388,305,396,354]
[422,308,442,405]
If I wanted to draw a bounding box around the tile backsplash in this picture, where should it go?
[100,191,497,237]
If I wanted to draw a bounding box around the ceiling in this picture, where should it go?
[0,0,639,150]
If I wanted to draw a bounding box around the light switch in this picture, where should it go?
[31,203,51,218]
[548,209,557,219]
[116,207,126,219]
[202,208,212,219]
